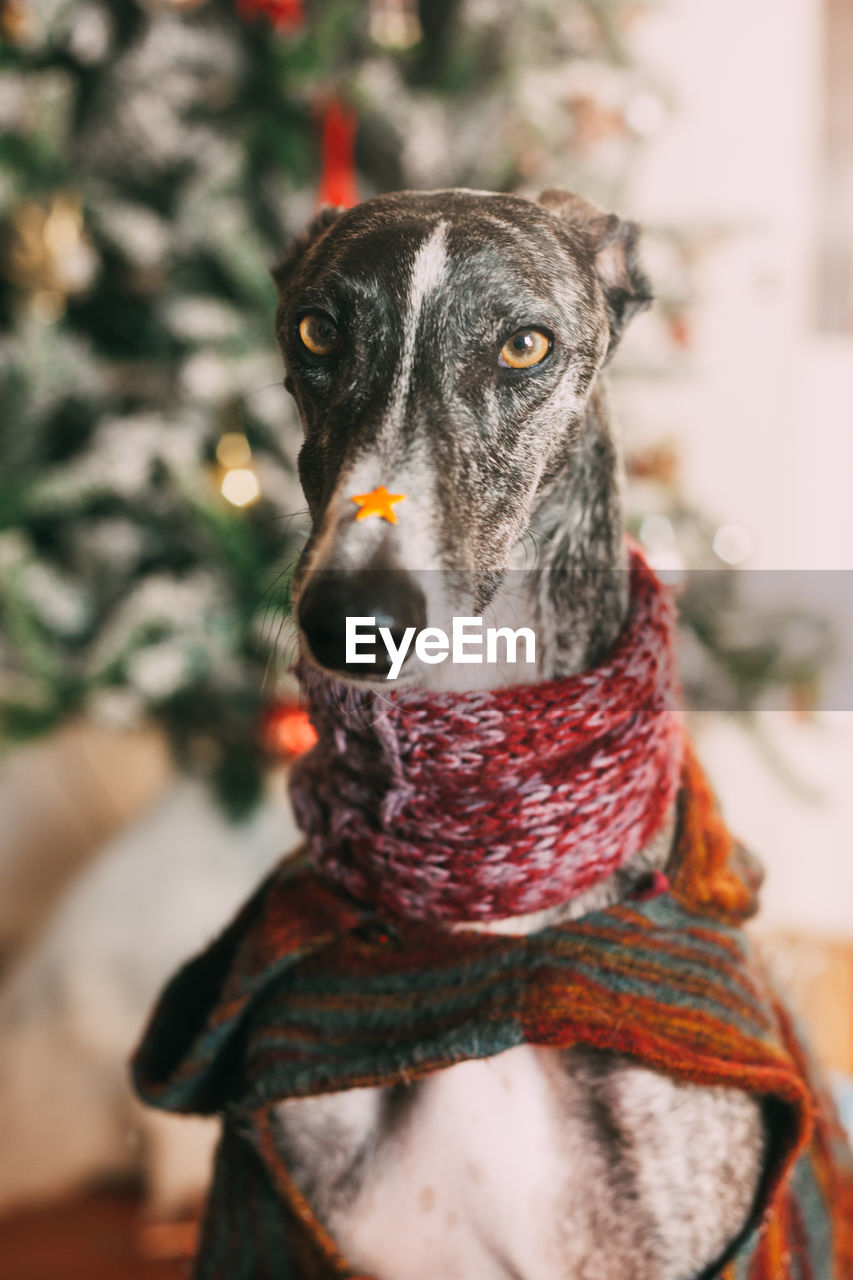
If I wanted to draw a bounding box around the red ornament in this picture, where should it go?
[627,443,679,486]
[235,0,303,31]
[667,310,692,349]
[261,702,318,759]
[315,97,359,210]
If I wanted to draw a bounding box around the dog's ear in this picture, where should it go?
[271,205,345,295]
[538,189,652,356]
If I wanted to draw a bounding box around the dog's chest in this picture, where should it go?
[327,1048,568,1280]
[278,1047,570,1279]
[275,1043,765,1280]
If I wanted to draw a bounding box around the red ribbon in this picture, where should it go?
[315,97,359,209]
[235,0,303,31]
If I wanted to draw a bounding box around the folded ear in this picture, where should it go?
[270,205,345,295]
[538,189,652,356]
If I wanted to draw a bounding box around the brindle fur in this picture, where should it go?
[270,189,766,1279]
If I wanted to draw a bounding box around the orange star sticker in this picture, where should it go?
[350,485,406,524]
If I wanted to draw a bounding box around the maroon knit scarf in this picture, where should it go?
[290,546,685,924]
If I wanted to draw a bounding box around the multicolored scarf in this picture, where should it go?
[291,545,683,924]
[133,747,853,1278]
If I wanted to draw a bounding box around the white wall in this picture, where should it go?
[616,0,853,570]
[620,0,853,933]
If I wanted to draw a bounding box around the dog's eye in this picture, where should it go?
[499,329,551,370]
[299,313,339,355]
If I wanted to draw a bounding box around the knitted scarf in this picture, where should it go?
[290,545,684,924]
[132,748,853,1278]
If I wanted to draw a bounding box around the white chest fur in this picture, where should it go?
[275,1043,765,1280]
[326,1048,568,1280]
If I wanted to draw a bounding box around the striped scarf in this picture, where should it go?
[133,746,853,1278]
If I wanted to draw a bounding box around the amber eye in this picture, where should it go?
[498,328,551,370]
[298,313,339,355]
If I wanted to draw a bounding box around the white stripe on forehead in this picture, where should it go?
[388,220,448,423]
[408,219,448,302]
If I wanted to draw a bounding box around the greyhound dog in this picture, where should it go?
[270,189,766,1280]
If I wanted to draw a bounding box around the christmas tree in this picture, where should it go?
[0,0,831,815]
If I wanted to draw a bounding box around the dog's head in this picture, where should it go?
[273,189,650,682]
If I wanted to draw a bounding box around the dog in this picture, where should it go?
[266,189,767,1280]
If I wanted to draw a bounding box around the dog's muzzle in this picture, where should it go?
[297,566,427,678]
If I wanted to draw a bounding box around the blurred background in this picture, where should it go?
[0,0,851,1275]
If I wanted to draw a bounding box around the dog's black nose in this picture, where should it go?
[297,569,427,678]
